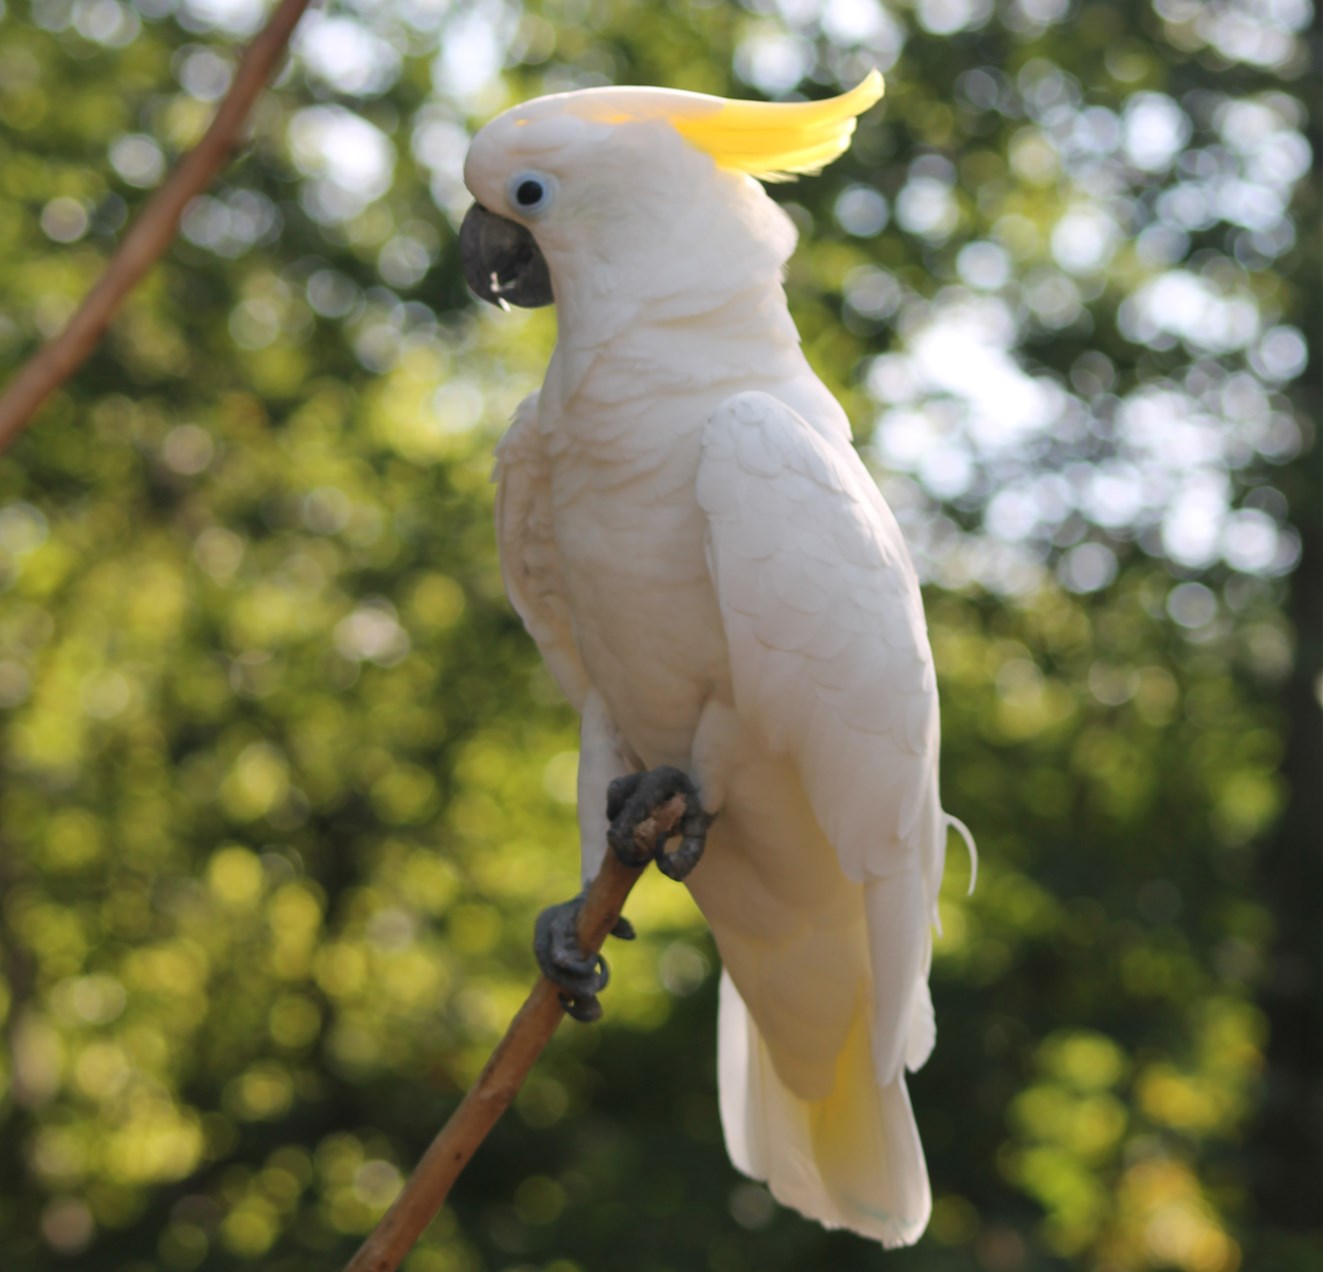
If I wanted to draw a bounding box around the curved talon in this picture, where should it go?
[545,946,610,998]
[611,916,636,941]
[655,803,713,880]
[559,992,602,1023]
[656,832,706,881]
[560,953,611,1021]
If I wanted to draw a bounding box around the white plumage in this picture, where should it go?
[466,76,971,1246]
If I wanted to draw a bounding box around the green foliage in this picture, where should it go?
[0,0,1314,1269]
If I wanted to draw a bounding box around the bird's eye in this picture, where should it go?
[508,171,555,216]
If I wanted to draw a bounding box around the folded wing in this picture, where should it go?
[697,390,949,1085]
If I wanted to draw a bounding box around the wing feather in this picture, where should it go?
[698,390,950,1085]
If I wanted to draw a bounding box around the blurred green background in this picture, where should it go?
[0,0,1318,1268]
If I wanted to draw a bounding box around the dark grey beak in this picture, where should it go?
[459,203,554,309]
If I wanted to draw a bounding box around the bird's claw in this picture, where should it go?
[534,766,712,1022]
[558,991,603,1023]
[606,765,713,881]
[533,892,622,1023]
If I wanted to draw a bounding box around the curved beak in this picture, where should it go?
[459,203,554,309]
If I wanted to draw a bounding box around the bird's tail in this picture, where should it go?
[716,970,931,1247]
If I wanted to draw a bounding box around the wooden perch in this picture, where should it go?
[0,0,315,455]
[343,794,687,1272]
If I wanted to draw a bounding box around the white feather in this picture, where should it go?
[493,391,590,712]
[718,970,931,1247]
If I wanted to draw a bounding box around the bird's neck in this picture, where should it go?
[557,267,799,346]
[544,276,805,423]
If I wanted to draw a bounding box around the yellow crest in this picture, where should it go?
[566,73,884,181]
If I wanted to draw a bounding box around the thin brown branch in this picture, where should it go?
[0,0,314,454]
[343,795,687,1272]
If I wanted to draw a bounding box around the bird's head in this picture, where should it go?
[460,73,883,312]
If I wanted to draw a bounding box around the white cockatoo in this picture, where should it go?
[460,73,972,1247]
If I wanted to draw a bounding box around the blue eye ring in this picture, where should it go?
[508,170,555,217]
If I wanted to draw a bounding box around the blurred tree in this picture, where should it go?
[0,0,1315,1270]
[1245,30,1320,1246]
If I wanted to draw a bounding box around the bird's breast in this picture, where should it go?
[546,394,731,768]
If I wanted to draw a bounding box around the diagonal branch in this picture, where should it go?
[342,795,686,1272]
[0,0,315,455]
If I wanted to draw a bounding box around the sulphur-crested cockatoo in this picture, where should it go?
[460,73,972,1246]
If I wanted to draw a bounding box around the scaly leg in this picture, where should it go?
[534,694,641,1022]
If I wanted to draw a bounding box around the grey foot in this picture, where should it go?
[606,765,714,881]
[534,892,634,1022]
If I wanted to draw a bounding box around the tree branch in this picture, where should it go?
[342,795,687,1272]
[0,0,315,455]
